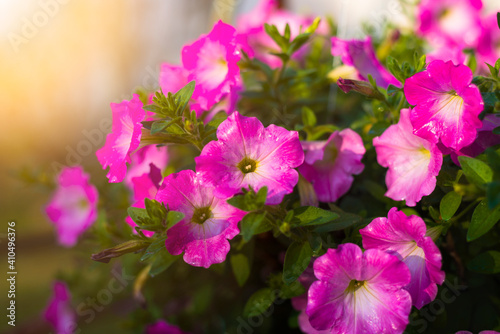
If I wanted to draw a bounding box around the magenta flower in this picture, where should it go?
[451,114,500,165]
[236,0,313,68]
[331,36,401,89]
[306,243,412,333]
[146,320,190,334]
[159,64,189,97]
[404,60,483,151]
[196,111,304,205]
[125,163,163,238]
[124,145,168,190]
[45,166,98,247]
[299,129,365,203]
[44,281,76,334]
[373,108,443,206]
[96,94,145,183]
[417,0,483,48]
[360,208,445,309]
[182,20,241,111]
[155,170,245,268]
[476,13,500,74]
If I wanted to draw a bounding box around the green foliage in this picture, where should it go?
[467,200,500,241]
[283,241,313,284]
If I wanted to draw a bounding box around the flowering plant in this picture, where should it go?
[36,1,500,333]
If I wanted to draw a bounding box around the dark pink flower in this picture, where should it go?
[182,20,241,111]
[124,145,168,190]
[476,13,500,74]
[451,114,500,164]
[159,64,189,97]
[306,243,412,333]
[96,94,145,183]
[373,109,443,206]
[331,36,401,89]
[146,319,190,334]
[360,208,445,309]
[196,111,304,205]
[44,281,76,334]
[45,166,98,247]
[299,129,365,203]
[417,0,483,48]
[404,60,483,151]
[155,170,245,268]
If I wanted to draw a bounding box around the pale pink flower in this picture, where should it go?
[306,243,412,333]
[299,129,365,203]
[360,208,446,309]
[417,0,483,48]
[124,145,168,190]
[404,60,483,151]
[45,166,98,247]
[96,94,145,183]
[373,108,443,206]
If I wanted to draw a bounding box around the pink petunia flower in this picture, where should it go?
[125,163,163,238]
[417,0,483,48]
[451,114,500,164]
[159,64,189,97]
[96,94,145,183]
[476,13,500,74]
[404,60,484,151]
[146,319,190,334]
[331,36,401,89]
[373,108,443,206]
[236,0,313,68]
[195,111,304,205]
[360,208,445,309]
[155,170,245,268]
[182,20,241,112]
[44,281,76,334]
[124,145,168,190]
[306,243,412,333]
[299,129,365,203]
[45,166,98,247]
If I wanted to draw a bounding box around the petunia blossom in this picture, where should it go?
[476,13,500,74]
[125,163,163,238]
[44,281,76,334]
[360,208,445,309]
[331,36,401,89]
[373,108,443,206]
[306,243,412,333]
[96,94,145,183]
[124,145,168,190]
[146,319,190,334]
[299,129,365,203]
[416,0,483,48]
[404,60,483,151]
[155,170,245,268]
[195,111,304,205]
[182,20,241,111]
[45,166,98,247]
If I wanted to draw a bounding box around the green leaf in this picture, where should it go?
[467,54,477,73]
[440,191,462,221]
[386,56,404,83]
[240,212,271,242]
[291,206,338,227]
[227,187,268,212]
[173,81,195,114]
[166,211,184,229]
[467,251,500,274]
[149,248,179,277]
[429,206,441,222]
[264,23,288,50]
[279,280,306,299]
[301,107,317,127]
[230,254,251,287]
[459,156,493,187]
[487,181,500,209]
[127,207,149,225]
[91,240,151,263]
[283,241,313,284]
[495,57,500,71]
[243,288,275,317]
[467,200,500,241]
[486,63,499,78]
[141,235,168,261]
